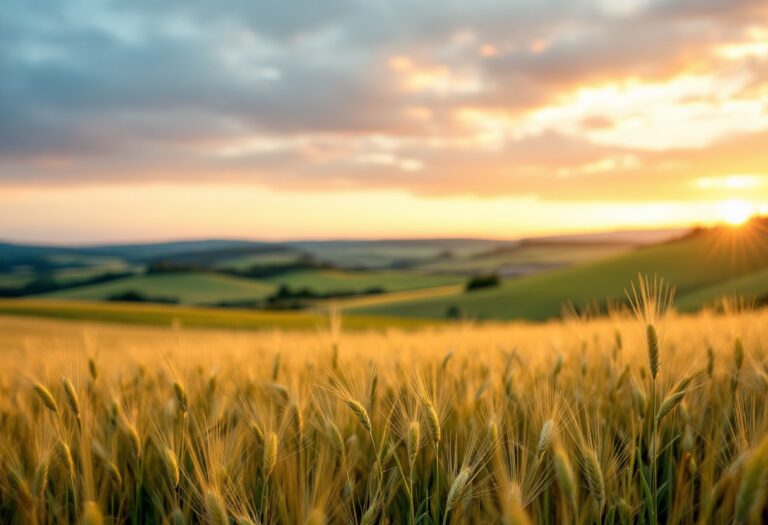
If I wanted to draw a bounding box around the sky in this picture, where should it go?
[1,0,768,243]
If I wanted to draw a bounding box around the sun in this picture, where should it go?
[717,199,755,226]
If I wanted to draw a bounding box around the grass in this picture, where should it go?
[323,284,465,311]
[676,266,768,310]
[0,264,136,289]
[213,251,304,270]
[49,264,139,283]
[353,228,768,320]
[294,240,494,268]
[415,242,635,274]
[264,269,463,294]
[0,298,433,331]
[34,269,462,308]
[0,274,36,288]
[39,272,277,305]
[1,275,767,524]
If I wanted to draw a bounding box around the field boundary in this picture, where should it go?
[0,298,439,331]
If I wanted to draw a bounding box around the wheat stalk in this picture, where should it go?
[80,501,104,525]
[582,448,605,514]
[263,432,278,478]
[33,382,59,414]
[204,490,229,525]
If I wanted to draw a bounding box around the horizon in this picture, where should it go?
[0,223,694,247]
[2,1,768,242]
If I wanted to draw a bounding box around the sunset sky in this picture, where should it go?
[2,0,768,243]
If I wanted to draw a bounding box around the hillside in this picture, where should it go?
[350,223,768,320]
[264,269,463,293]
[6,227,736,324]
[286,239,500,269]
[414,241,636,276]
[42,272,276,305]
[676,266,768,310]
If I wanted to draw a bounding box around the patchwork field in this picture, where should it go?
[41,272,277,305]
[676,267,768,311]
[2,224,767,325]
[265,269,463,293]
[415,242,637,276]
[352,228,768,320]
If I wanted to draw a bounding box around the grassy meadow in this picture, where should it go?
[352,227,768,320]
[1,278,768,524]
[42,273,278,306]
[9,226,758,324]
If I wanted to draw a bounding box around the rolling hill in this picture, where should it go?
[350,223,768,320]
[41,272,276,305]
[14,225,765,326]
[264,269,463,293]
[676,266,768,310]
[414,241,637,276]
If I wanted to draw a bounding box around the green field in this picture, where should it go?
[39,269,465,307]
[0,266,139,287]
[213,251,304,270]
[676,266,768,310]
[264,269,464,293]
[0,273,36,288]
[415,242,635,274]
[0,299,435,330]
[352,229,768,320]
[41,272,277,305]
[293,240,497,268]
[4,228,767,324]
[44,253,128,267]
[52,265,140,282]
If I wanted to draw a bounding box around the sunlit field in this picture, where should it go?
[1,279,767,524]
[5,0,768,523]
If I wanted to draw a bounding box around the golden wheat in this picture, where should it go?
[1,280,767,524]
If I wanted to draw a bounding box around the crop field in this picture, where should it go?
[0,299,432,331]
[353,228,768,320]
[41,273,278,305]
[1,278,767,524]
[675,268,768,311]
[213,252,305,271]
[414,243,636,275]
[265,270,463,294]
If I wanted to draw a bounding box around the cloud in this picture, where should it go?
[1,0,767,203]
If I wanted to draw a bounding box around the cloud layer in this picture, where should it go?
[2,0,768,203]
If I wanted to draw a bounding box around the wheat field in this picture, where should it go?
[1,286,767,524]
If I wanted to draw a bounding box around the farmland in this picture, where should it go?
[0,299,431,331]
[0,232,696,319]
[264,269,463,294]
[1,223,767,326]
[1,280,767,523]
[351,225,768,320]
[6,2,768,523]
[42,272,277,305]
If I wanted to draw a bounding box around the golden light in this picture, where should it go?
[695,175,765,190]
[479,44,497,57]
[717,199,756,226]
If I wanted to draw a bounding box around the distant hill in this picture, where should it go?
[514,228,687,245]
[1,227,705,319]
[0,229,682,267]
[43,272,277,305]
[350,219,768,320]
[1,229,684,272]
[0,239,274,272]
[68,240,274,260]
